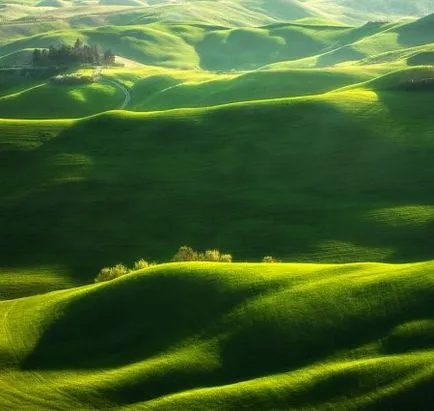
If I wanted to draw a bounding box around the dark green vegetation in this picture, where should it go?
[2,86,434,289]
[1,0,434,409]
[32,38,116,66]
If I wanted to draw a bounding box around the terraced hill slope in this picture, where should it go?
[0,262,433,409]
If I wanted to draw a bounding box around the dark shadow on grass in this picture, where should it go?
[2,95,434,283]
[21,268,266,371]
[217,284,434,383]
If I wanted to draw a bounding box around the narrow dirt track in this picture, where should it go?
[100,76,131,109]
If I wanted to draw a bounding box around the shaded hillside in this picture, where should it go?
[1,87,434,286]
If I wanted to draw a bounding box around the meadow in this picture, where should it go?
[1,261,433,409]
[1,0,434,409]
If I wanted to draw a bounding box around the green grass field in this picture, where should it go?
[1,0,434,409]
[0,261,433,409]
[2,85,434,286]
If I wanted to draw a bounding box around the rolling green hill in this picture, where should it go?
[0,65,383,117]
[1,2,434,409]
[1,0,432,25]
[0,80,124,118]
[2,12,434,73]
[306,0,433,23]
[0,22,357,71]
[2,15,434,73]
[2,85,434,291]
[0,261,433,408]
[104,66,383,111]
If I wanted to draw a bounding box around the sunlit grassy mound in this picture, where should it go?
[101,65,382,111]
[0,261,433,409]
[301,0,432,24]
[0,81,124,118]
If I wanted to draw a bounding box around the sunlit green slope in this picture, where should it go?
[0,65,384,117]
[0,22,357,70]
[103,66,382,111]
[1,261,433,409]
[0,80,123,118]
[3,14,434,72]
[2,82,434,290]
[259,15,434,69]
[2,0,432,25]
[305,0,433,23]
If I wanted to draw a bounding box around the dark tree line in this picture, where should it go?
[32,39,116,67]
[399,78,434,91]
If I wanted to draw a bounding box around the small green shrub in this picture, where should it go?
[172,246,232,262]
[133,258,149,271]
[204,249,221,261]
[220,253,233,263]
[172,246,199,262]
[95,264,130,283]
[262,256,279,263]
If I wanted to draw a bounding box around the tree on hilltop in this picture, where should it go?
[103,49,115,66]
[32,48,41,65]
[31,39,115,67]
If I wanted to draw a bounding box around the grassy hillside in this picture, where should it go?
[1,2,434,409]
[0,63,385,118]
[0,80,123,118]
[0,22,357,71]
[0,261,433,408]
[2,85,434,288]
[103,66,382,111]
[304,0,433,23]
[2,0,432,25]
[2,14,434,72]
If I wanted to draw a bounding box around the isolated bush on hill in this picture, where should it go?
[95,264,129,283]
[262,256,279,263]
[172,246,232,262]
[219,254,233,262]
[96,247,234,282]
[172,246,199,261]
[133,258,149,270]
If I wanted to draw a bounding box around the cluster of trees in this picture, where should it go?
[32,38,115,67]
[95,258,151,283]
[171,246,232,263]
[399,77,434,91]
[94,246,281,283]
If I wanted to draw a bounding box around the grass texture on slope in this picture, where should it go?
[0,22,355,71]
[1,86,434,288]
[98,65,381,111]
[1,14,434,71]
[0,261,433,409]
[0,81,124,118]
